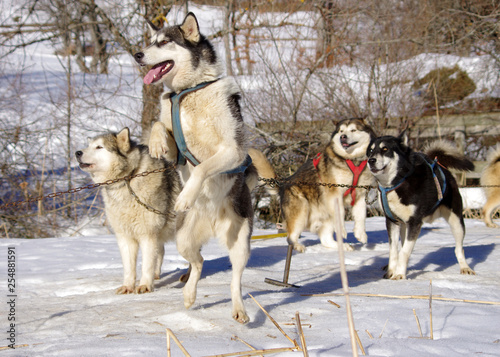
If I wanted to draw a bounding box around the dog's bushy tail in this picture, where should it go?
[423,140,474,172]
[248,148,278,195]
[485,143,500,167]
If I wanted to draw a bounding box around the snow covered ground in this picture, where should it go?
[1,217,500,356]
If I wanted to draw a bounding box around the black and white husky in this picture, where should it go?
[367,133,476,279]
[134,13,257,323]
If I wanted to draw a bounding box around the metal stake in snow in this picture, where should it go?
[333,198,359,357]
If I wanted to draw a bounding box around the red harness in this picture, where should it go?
[313,153,367,206]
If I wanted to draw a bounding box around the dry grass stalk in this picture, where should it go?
[248,293,299,348]
[354,330,366,356]
[0,344,29,350]
[327,300,341,308]
[413,309,423,338]
[295,312,309,357]
[379,319,388,339]
[429,280,434,340]
[333,198,359,357]
[166,328,191,357]
[206,346,298,357]
[231,335,263,357]
[365,330,373,339]
[303,292,500,306]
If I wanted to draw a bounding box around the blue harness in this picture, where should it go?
[378,158,446,222]
[170,81,252,174]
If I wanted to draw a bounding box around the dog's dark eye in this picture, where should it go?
[382,147,388,152]
[159,40,169,46]
[96,145,103,149]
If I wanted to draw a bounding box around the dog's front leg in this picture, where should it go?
[116,235,139,294]
[175,148,244,211]
[352,193,368,244]
[149,121,178,162]
[384,219,400,279]
[136,237,157,293]
[392,221,421,280]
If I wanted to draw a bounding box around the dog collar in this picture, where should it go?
[378,178,407,222]
[170,80,252,175]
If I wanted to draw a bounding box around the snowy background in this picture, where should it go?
[1,2,500,356]
[1,217,500,356]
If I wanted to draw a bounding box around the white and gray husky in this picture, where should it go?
[367,133,476,279]
[76,128,180,294]
[134,13,257,323]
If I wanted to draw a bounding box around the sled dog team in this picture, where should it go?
[76,13,496,323]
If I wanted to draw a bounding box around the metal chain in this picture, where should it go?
[125,180,173,218]
[0,166,174,211]
[2,168,499,212]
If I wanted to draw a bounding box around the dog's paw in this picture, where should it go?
[135,285,153,294]
[390,274,406,280]
[149,138,168,159]
[116,285,134,294]
[460,267,476,275]
[232,310,250,324]
[183,286,197,309]
[355,232,368,244]
[486,222,498,228]
[292,243,306,253]
[175,189,196,212]
[342,242,354,251]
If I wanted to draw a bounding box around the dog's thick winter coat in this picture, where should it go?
[481,144,500,228]
[76,128,180,293]
[134,13,257,323]
[367,134,475,279]
[251,118,376,252]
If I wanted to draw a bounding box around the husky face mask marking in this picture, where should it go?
[367,138,402,187]
[133,13,220,89]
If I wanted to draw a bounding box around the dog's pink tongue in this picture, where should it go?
[143,66,163,85]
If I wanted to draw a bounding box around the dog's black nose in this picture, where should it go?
[75,151,83,158]
[134,52,144,62]
[368,158,376,165]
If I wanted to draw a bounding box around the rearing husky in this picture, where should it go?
[134,13,257,323]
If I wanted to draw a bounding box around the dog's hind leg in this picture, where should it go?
[176,217,206,309]
[483,197,500,228]
[283,198,309,253]
[225,218,251,324]
[442,208,476,275]
[116,235,139,294]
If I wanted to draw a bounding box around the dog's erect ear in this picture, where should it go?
[117,128,131,153]
[146,20,160,39]
[398,130,408,146]
[180,12,200,43]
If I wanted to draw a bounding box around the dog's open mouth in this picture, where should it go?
[143,61,174,85]
[79,163,94,170]
[341,140,358,149]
